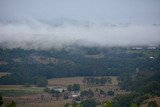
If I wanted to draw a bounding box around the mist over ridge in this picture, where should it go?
[0,19,160,50]
[1,0,160,50]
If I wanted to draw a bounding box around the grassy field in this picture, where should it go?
[1,76,119,107]
[2,93,71,107]
[16,100,71,107]
[48,76,119,92]
[0,85,44,96]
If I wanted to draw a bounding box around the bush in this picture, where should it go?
[82,99,96,107]
[67,84,80,92]
[67,85,73,91]
[103,100,112,107]
[73,84,80,91]
[148,100,158,107]
[81,89,94,98]
[107,91,114,96]
[43,87,50,92]
[64,103,72,107]
[24,83,30,87]
[130,103,138,107]
[7,101,16,107]
[0,95,3,106]
[34,76,48,87]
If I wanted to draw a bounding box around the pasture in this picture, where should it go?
[48,76,118,85]
[48,76,120,95]
[0,85,44,97]
[1,76,119,107]
[16,100,71,107]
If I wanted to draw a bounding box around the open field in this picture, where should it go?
[48,76,118,88]
[16,100,71,107]
[2,93,72,107]
[1,76,120,107]
[0,85,44,97]
[48,77,84,87]
[48,76,119,93]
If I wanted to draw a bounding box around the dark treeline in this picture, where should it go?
[111,71,160,107]
[83,77,111,86]
[0,46,160,85]
[118,71,160,93]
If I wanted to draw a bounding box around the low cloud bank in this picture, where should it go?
[0,20,160,49]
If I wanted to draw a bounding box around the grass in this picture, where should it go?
[48,76,119,91]
[48,77,84,86]
[16,100,71,107]
[48,76,118,86]
[1,76,119,107]
[0,85,44,96]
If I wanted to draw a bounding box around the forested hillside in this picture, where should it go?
[0,46,160,85]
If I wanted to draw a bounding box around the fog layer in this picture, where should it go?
[0,20,160,49]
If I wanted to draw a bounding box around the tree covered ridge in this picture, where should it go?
[110,71,160,107]
[0,46,160,85]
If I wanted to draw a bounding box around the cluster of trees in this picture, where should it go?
[44,88,69,100]
[118,72,160,95]
[113,71,160,107]
[80,89,94,99]
[111,93,141,107]
[67,84,80,91]
[107,90,115,96]
[148,100,158,107]
[103,93,159,107]
[83,77,111,86]
[50,89,61,100]
[64,88,116,107]
[82,99,97,107]
[43,84,81,100]
[0,73,48,87]
[6,101,16,107]
[34,76,48,87]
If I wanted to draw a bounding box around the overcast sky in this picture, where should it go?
[0,0,160,49]
[0,0,160,23]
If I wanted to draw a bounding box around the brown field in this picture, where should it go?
[48,77,84,86]
[2,93,72,107]
[16,100,71,107]
[48,76,118,86]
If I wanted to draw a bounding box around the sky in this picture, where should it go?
[0,0,160,49]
